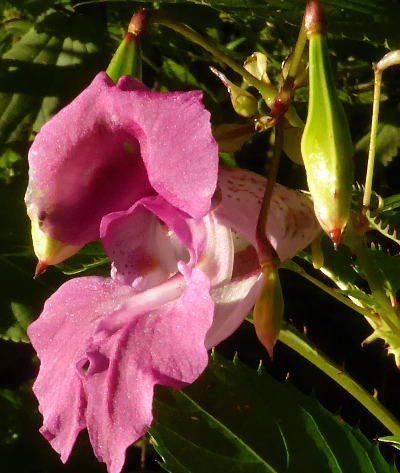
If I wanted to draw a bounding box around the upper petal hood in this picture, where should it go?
[26,72,218,247]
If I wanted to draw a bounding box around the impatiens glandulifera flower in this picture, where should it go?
[25,72,218,273]
[28,166,320,473]
[301,1,354,248]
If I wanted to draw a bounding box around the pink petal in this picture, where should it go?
[215,166,320,262]
[26,73,152,246]
[101,195,233,289]
[206,270,264,348]
[83,266,214,473]
[101,198,190,291]
[27,277,133,463]
[26,72,218,246]
[110,77,218,219]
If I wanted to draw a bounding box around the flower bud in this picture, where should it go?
[243,52,271,85]
[253,262,284,358]
[106,10,147,83]
[211,67,259,118]
[301,1,354,248]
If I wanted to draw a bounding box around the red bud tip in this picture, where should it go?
[34,260,48,279]
[128,9,149,38]
[304,1,327,38]
[328,228,342,250]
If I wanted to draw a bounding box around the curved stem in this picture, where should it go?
[284,260,378,322]
[278,322,400,436]
[363,68,382,210]
[257,124,284,262]
[140,10,303,127]
[363,50,400,210]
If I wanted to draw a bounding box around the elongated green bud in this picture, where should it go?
[106,10,147,83]
[210,67,259,118]
[301,1,354,248]
[253,262,284,358]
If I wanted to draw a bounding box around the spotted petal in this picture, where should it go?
[215,166,320,262]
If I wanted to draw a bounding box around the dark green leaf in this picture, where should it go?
[0,302,34,343]
[150,353,396,473]
[0,8,106,151]
[379,436,400,451]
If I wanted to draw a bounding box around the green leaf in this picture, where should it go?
[383,194,400,211]
[150,353,396,473]
[366,244,400,295]
[0,7,105,151]
[355,120,400,168]
[379,436,400,451]
[56,241,110,276]
[0,302,34,343]
[117,0,400,47]
[0,147,23,183]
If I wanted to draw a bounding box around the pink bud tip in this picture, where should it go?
[34,260,48,279]
[305,1,327,38]
[328,228,342,250]
[128,9,149,38]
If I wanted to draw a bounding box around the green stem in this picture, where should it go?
[257,124,284,262]
[272,14,307,114]
[362,68,382,210]
[278,322,400,436]
[350,236,400,336]
[363,50,400,209]
[284,261,378,323]
[287,16,307,83]
[142,10,303,127]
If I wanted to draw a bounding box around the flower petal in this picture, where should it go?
[27,277,133,463]
[26,73,152,246]
[26,72,218,247]
[111,77,218,219]
[206,270,263,348]
[215,166,320,262]
[83,266,214,473]
[101,195,233,290]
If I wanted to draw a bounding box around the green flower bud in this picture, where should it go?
[210,67,259,118]
[243,52,271,85]
[301,1,354,248]
[106,11,146,83]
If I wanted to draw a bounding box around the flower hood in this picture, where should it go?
[25,72,218,259]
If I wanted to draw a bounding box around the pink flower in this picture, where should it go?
[25,72,218,249]
[28,166,319,473]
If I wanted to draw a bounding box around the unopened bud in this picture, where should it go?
[301,1,354,247]
[106,10,147,83]
[243,52,271,85]
[253,263,284,358]
[211,67,258,118]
